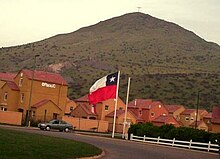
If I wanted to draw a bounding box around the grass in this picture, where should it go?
[0,128,102,159]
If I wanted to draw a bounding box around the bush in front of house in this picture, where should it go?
[128,123,218,143]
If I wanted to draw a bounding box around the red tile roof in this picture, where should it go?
[106,109,125,118]
[31,99,62,110]
[79,103,97,115]
[180,109,196,115]
[190,120,205,127]
[128,99,153,109]
[0,72,16,81]
[6,81,19,91]
[204,112,212,119]
[75,94,89,102]
[211,106,220,124]
[165,105,184,113]
[20,69,67,86]
[152,115,172,123]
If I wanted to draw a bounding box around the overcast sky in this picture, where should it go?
[0,0,220,47]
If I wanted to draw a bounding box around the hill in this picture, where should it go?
[0,12,220,110]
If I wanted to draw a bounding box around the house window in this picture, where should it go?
[191,117,194,120]
[162,113,166,116]
[151,112,155,117]
[32,111,35,117]
[105,105,109,111]
[19,78,23,87]
[185,116,189,121]
[119,107,123,110]
[1,107,7,111]
[4,92,8,101]
[20,93,25,103]
[20,73,23,77]
[70,106,74,111]
[139,110,142,116]
[158,105,161,108]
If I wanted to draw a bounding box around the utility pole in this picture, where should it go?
[25,54,39,127]
[195,90,200,129]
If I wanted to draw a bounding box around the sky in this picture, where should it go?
[0,0,220,47]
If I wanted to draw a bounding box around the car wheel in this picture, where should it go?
[45,126,50,131]
[64,127,69,132]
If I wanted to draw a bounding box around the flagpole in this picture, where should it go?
[122,77,131,139]
[112,71,120,138]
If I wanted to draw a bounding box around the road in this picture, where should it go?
[0,125,218,159]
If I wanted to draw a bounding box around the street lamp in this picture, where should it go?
[195,90,200,129]
[25,54,39,127]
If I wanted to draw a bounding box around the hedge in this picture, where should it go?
[128,123,220,143]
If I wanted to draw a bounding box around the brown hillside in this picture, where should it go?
[0,12,220,110]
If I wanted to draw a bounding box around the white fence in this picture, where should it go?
[130,134,219,152]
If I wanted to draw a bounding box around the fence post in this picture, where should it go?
[130,134,133,140]
[189,139,192,149]
[172,138,175,146]
[143,135,146,142]
[157,136,160,144]
[208,141,211,152]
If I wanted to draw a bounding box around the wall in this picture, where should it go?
[62,116,109,132]
[0,111,22,125]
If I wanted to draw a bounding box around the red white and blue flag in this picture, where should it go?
[88,72,119,105]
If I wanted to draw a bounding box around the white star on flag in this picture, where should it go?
[110,76,116,82]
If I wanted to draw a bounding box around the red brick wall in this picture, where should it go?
[0,111,22,125]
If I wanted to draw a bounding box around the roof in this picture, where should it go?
[204,112,212,119]
[20,69,67,86]
[0,72,16,81]
[31,99,62,110]
[165,105,184,113]
[106,109,125,118]
[5,81,19,91]
[75,94,89,102]
[128,99,154,109]
[180,109,196,115]
[82,104,97,115]
[211,106,220,124]
[152,115,174,123]
[190,120,205,127]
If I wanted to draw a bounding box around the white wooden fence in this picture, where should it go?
[130,134,219,152]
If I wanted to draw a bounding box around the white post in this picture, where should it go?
[143,135,146,142]
[122,77,131,138]
[130,133,133,140]
[112,71,120,138]
[172,138,175,146]
[189,139,192,149]
[208,141,211,152]
[157,136,160,144]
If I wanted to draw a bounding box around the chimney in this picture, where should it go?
[135,99,137,107]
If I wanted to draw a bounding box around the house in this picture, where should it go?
[203,112,212,132]
[180,109,208,128]
[165,105,185,121]
[152,115,181,127]
[189,120,208,131]
[105,109,138,133]
[0,69,68,122]
[128,99,169,123]
[210,106,220,133]
[65,98,77,115]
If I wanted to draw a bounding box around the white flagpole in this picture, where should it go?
[122,77,131,139]
[112,71,120,138]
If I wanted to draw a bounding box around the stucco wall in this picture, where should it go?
[0,111,22,125]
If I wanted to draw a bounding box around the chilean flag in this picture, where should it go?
[88,72,119,105]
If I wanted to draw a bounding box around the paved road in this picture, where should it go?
[0,125,218,159]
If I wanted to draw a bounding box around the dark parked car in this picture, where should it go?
[38,119,73,132]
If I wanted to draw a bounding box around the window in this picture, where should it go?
[19,78,23,87]
[158,105,161,108]
[31,111,35,117]
[4,92,8,101]
[139,110,142,116]
[105,105,109,111]
[20,93,25,103]
[0,107,7,111]
[191,117,194,120]
[151,112,155,117]
[185,116,189,121]
[119,107,123,110]
[70,106,74,111]
[162,113,166,116]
